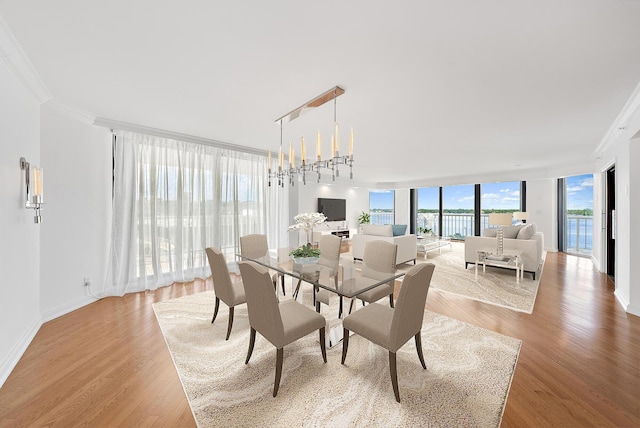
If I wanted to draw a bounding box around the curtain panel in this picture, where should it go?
[104,131,288,295]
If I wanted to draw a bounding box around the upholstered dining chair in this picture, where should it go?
[238,261,327,397]
[239,234,286,295]
[293,234,343,312]
[349,240,398,314]
[205,247,247,340]
[341,262,435,402]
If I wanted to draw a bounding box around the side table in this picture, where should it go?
[475,250,524,284]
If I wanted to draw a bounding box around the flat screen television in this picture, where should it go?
[317,198,346,221]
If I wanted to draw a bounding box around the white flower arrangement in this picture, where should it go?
[288,212,327,234]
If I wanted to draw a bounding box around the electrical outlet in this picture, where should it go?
[84,277,91,287]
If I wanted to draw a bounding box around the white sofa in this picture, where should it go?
[464,223,544,279]
[352,224,418,266]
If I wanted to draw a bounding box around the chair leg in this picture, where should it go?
[245,328,256,364]
[338,297,343,319]
[341,328,350,364]
[415,331,427,369]
[281,274,286,296]
[313,285,317,307]
[225,307,234,340]
[273,348,284,397]
[292,279,302,300]
[389,294,394,308]
[211,297,220,323]
[348,299,355,314]
[319,327,327,363]
[389,351,400,402]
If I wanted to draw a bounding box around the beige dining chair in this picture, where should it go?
[239,234,286,295]
[349,240,398,314]
[205,247,247,340]
[341,262,435,402]
[293,234,342,312]
[238,261,327,397]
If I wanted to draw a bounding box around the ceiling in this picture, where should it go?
[2,1,640,187]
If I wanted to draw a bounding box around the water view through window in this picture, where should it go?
[417,181,521,239]
[369,190,395,224]
[565,174,593,255]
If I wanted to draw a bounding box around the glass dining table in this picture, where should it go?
[237,251,406,347]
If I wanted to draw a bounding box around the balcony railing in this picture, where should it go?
[566,214,592,254]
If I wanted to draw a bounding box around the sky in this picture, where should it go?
[370,176,594,211]
[416,181,521,210]
[565,174,594,210]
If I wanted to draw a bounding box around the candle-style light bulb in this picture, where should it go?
[278,146,283,171]
[316,131,321,162]
[268,150,272,172]
[301,136,306,166]
[334,122,339,156]
[349,128,354,157]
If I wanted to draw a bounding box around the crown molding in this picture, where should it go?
[592,81,640,158]
[0,15,51,104]
[46,101,95,125]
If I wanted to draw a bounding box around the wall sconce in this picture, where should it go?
[19,157,44,223]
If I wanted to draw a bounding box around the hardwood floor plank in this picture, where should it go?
[0,254,639,427]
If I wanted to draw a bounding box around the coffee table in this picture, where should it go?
[475,250,524,283]
[417,236,452,259]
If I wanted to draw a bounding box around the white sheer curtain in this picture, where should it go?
[104,131,288,295]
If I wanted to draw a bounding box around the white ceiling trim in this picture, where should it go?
[47,101,95,125]
[0,15,51,104]
[593,81,640,158]
[93,117,268,156]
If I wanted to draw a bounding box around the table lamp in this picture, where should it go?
[513,211,529,224]
[488,213,513,255]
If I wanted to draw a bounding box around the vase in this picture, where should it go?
[292,256,320,265]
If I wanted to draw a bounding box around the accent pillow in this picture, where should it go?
[391,224,407,236]
[362,224,393,237]
[483,228,498,237]
[517,223,535,240]
[502,225,524,239]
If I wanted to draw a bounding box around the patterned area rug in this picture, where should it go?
[395,242,543,314]
[153,291,521,428]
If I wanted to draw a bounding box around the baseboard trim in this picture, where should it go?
[0,317,42,388]
[613,289,630,313]
[625,303,640,318]
[41,296,98,323]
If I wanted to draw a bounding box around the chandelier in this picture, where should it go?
[268,86,354,187]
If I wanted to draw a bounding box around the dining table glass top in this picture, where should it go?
[237,252,406,299]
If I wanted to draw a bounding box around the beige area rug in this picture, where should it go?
[353,242,542,314]
[153,291,521,428]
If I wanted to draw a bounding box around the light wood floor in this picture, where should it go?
[1,251,639,427]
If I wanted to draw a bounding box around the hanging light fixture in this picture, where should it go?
[268,86,354,187]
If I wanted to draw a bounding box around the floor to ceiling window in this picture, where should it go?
[562,174,594,256]
[105,131,288,295]
[412,181,525,240]
[369,190,395,224]
[442,184,475,239]
[417,187,440,235]
[480,181,521,234]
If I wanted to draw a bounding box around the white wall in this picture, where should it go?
[394,188,410,225]
[629,132,640,315]
[0,59,42,386]
[39,105,111,319]
[595,104,640,316]
[294,182,369,245]
[526,178,557,252]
